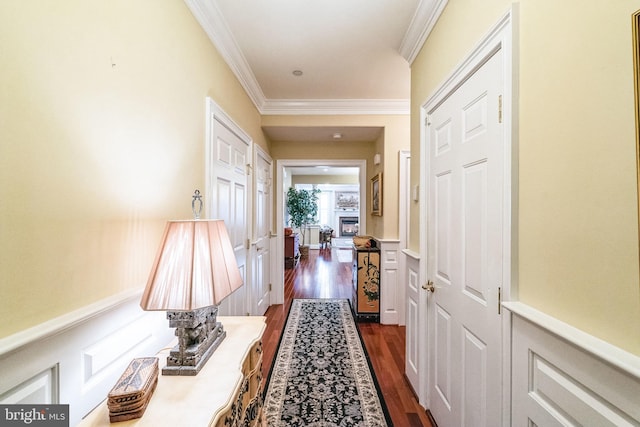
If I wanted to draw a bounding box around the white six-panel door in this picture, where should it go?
[252,145,272,315]
[425,47,505,427]
[206,98,251,316]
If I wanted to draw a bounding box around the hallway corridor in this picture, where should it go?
[262,246,433,427]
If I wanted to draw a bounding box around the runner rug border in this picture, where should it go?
[263,298,393,426]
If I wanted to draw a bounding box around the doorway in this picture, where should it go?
[274,159,367,305]
[420,11,514,426]
[205,98,251,316]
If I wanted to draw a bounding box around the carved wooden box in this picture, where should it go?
[107,357,159,423]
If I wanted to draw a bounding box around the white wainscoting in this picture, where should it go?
[378,239,402,325]
[403,249,421,397]
[0,290,173,426]
[504,302,640,426]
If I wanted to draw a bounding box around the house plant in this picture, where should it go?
[286,187,320,258]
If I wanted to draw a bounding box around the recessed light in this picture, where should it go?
[292,70,303,76]
[332,132,342,139]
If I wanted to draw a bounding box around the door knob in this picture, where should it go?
[422,280,435,293]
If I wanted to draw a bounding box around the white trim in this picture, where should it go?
[205,98,252,149]
[501,298,514,427]
[183,0,412,116]
[377,239,402,325]
[398,150,411,250]
[417,97,430,406]
[0,295,172,426]
[398,150,410,327]
[375,238,401,244]
[184,0,266,110]
[506,302,640,425]
[403,251,422,396]
[503,301,640,379]
[0,289,141,357]
[261,99,410,115]
[399,0,449,64]
[402,248,420,260]
[421,11,514,112]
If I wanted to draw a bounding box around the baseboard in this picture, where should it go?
[0,291,173,426]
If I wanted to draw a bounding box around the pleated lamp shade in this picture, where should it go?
[140,219,243,311]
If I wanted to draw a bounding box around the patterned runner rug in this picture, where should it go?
[263,299,392,426]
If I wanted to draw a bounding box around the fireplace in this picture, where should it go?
[339,217,359,237]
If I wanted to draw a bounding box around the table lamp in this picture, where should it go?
[140,191,243,375]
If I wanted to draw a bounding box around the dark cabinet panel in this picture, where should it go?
[284,233,300,268]
[352,245,380,321]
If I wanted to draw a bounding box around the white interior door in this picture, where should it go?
[252,145,272,315]
[426,48,505,427]
[206,98,251,316]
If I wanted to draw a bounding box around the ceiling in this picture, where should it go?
[184,0,446,142]
[214,0,417,102]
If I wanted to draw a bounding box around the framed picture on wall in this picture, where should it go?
[335,191,359,209]
[371,173,382,216]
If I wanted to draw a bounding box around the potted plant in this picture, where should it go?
[286,187,320,258]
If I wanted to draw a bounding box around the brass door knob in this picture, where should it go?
[422,280,435,293]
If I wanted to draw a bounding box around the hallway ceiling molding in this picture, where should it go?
[184,0,444,115]
[399,0,449,64]
[263,126,382,143]
[260,99,410,116]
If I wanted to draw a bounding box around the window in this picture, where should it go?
[317,190,331,225]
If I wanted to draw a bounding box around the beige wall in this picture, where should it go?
[291,175,359,185]
[265,114,410,239]
[0,0,266,338]
[410,0,640,354]
[368,131,385,238]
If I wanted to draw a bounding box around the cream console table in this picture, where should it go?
[78,316,265,427]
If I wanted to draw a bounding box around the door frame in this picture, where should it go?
[273,159,367,305]
[418,8,517,424]
[204,97,253,315]
[398,149,411,326]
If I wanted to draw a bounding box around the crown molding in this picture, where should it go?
[184,0,267,110]
[399,0,449,64]
[261,99,410,116]
[184,0,413,115]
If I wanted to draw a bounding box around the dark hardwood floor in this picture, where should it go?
[262,245,433,427]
